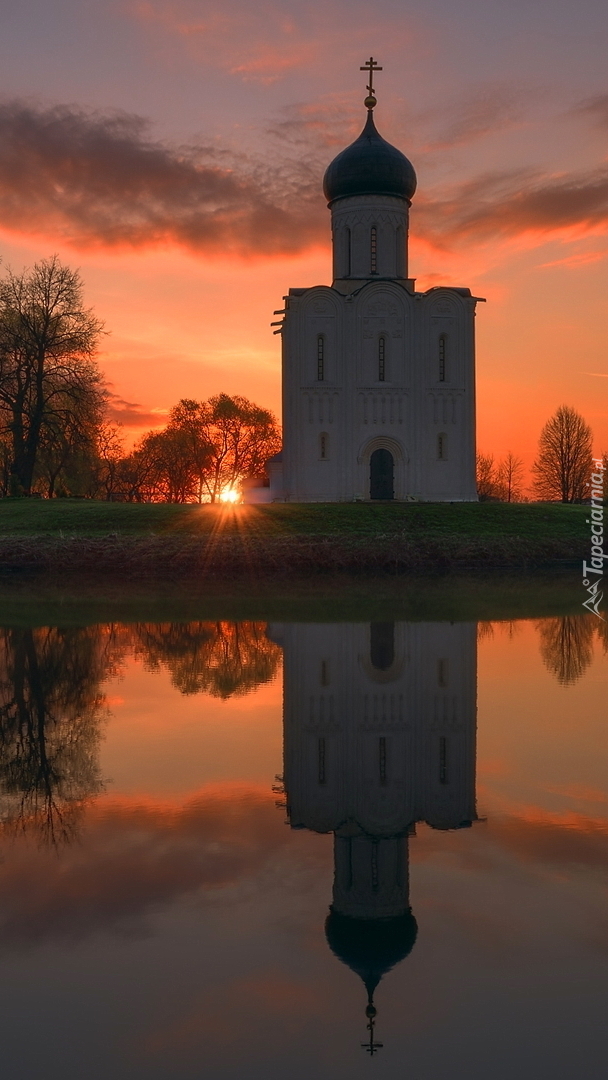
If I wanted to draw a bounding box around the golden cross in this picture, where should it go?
[360,56,383,99]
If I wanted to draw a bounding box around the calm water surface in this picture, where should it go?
[0,596,607,1079]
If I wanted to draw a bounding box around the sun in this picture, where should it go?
[219,487,241,504]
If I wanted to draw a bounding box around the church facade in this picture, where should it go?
[270,67,481,503]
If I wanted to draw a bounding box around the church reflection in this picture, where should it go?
[269,620,478,1053]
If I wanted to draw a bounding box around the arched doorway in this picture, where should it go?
[370,448,394,500]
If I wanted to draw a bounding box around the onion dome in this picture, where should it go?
[323,110,417,206]
[325,908,418,1000]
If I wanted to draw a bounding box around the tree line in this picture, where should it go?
[0,257,281,501]
[477,405,607,503]
[0,256,604,503]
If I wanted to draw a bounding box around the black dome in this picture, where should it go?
[323,111,417,206]
[325,908,418,998]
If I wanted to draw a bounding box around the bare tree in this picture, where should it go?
[496,451,525,502]
[476,452,499,500]
[532,405,593,503]
[93,420,125,500]
[0,256,104,494]
[0,627,110,843]
[536,616,595,685]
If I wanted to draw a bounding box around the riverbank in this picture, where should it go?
[0,499,588,577]
[0,499,588,575]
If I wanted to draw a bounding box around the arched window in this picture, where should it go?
[370,225,378,274]
[378,336,386,382]
[317,335,324,381]
[438,433,448,460]
[319,432,328,459]
[439,334,447,382]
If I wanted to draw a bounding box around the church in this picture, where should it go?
[269,60,481,503]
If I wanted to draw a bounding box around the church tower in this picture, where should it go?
[270,59,481,503]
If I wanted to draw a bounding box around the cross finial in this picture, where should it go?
[361,1001,383,1056]
[360,56,382,109]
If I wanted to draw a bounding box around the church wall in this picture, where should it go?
[277,621,478,841]
[281,278,478,501]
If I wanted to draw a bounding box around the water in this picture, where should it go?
[0,586,606,1079]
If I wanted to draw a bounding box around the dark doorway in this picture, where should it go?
[370,623,395,671]
[370,448,394,500]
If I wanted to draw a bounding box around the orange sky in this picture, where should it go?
[1,0,607,482]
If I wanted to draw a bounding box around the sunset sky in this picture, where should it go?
[1,0,607,474]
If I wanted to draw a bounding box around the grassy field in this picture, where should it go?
[0,498,590,578]
[0,497,589,540]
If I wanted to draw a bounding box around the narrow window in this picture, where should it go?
[345,227,351,277]
[396,224,405,277]
[370,226,377,274]
[319,433,328,459]
[379,737,387,785]
[378,336,386,382]
[438,658,449,687]
[439,736,448,785]
[438,433,447,460]
[317,335,324,381]
[320,659,329,686]
[439,334,447,382]
[371,839,379,890]
[318,737,326,784]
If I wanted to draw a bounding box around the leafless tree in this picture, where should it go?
[93,420,125,500]
[0,627,110,843]
[476,452,499,500]
[536,616,595,685]
[532,405,593,503]
[496,451,525,502]
[0,256,104,494]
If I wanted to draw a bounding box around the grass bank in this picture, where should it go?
[0,498,588,576]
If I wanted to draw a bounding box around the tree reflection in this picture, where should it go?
[0,627,110,843]
[133,621,281,698]
[536,616,595,685]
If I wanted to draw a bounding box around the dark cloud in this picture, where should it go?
[105,392,165,427]
[0,101,325,255]
[416,166,608,245]
[0,99,606,257]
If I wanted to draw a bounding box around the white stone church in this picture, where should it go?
[268,63,481,503]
